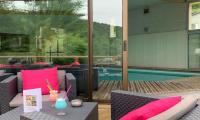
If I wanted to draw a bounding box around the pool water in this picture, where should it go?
[98,68,200,81]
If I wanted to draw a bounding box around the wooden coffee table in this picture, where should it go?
[0,102,98,120]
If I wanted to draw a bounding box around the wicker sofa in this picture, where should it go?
[2,64,99,97]
[111,90,200,120]
[0,71,76,115]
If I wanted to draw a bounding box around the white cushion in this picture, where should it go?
[9,91,66,108]
[149,95,198,120]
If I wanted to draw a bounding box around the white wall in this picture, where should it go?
[129,31,188,68]
[129,3,187,35]
[128,3,188,68]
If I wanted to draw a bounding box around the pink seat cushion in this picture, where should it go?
[120,96,181,120]
[22,67,59,95]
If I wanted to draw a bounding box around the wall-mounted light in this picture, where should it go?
[144,7,149,14]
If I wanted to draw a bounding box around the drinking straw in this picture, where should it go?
[47,85,52,91]
[64,84,72,99]
[46,79,53,90]
[66,84,72,96]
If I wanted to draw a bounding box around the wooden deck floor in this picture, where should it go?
[93,76,200,100]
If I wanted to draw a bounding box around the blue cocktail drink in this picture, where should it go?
[55,98,67,115]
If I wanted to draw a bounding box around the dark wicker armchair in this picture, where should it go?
[59,67,99,96]
[111,90,200,120]
[0,73,13,82]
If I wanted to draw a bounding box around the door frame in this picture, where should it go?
[122,0,128,90]
[88,0,93,101]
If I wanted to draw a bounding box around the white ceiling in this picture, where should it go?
[128,0,185,10]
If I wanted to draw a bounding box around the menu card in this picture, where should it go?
[23,88,42,113]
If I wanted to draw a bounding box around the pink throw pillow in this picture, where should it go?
[22,67,59,95]
[119,96,181,120]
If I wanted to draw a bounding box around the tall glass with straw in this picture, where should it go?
[55,84,72,116]
[46,79,58,107]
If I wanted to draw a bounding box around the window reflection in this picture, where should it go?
[92,0,123,100]
[93,0,122,66]
[189,2,200,30]
[0,0,88,71]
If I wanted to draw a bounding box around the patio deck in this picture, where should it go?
[93,76,200,100]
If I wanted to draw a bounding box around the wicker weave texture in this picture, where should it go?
[111,90,200,120]
[111,90,159,120]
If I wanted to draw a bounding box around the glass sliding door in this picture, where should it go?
[0,0,90,99]
[189,31,200,69]
[0,0,129,101]
[188,2,200,69]
[92,0,124,101]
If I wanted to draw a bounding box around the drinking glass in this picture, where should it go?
[55,98,67,115]
[49,90,58,107]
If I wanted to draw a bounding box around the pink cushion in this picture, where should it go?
[22,67,59,95]
[119,96,181,120]
[71,61,80,65]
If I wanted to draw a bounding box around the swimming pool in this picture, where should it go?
[98,68,200,81]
